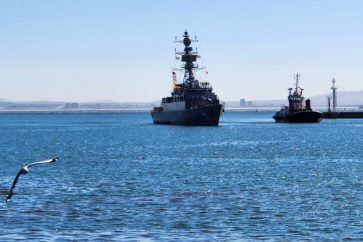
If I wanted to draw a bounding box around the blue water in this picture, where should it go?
[0,112,362,241]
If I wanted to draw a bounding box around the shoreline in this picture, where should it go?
[0,107,360,115]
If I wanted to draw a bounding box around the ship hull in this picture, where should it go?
[151,104,224,126]
[274,111,323,123]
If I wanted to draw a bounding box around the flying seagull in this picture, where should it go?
[5,157,59,203]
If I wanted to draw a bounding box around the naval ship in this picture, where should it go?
[273,74,323,123]
[151,31,224,125]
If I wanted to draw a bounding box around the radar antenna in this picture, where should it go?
[173,30,203,85]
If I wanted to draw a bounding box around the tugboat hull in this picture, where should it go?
[273,73,322,124]
[151,104,224,126]
[274,111,323,123]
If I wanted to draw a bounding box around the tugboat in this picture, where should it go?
[273,73,323,123]
[151,30,224,126]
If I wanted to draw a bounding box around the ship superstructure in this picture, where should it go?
[151,31,224,125]
[273,74,322,123]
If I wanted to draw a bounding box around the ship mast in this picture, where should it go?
[294,73,301,95]
[174,30,200,85]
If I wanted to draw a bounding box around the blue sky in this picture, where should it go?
[1,0,363,102]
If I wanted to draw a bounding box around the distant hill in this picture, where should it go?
[0,90,362,110]
[0,100,160,111]
[79,101,158,110]
[231,90,363,108]
[0,101,15,109]
[309,91,363,106]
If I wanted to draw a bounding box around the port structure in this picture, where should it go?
[331,78,337,112]
[327,96,331,113]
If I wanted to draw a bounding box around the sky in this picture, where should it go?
[1,0,363,102]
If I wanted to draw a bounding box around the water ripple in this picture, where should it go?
[0,112,362,240]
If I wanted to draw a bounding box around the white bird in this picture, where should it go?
[6,158,59,203]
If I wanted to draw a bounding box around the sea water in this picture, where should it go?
[0,112,362,240]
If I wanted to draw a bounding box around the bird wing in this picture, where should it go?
[6,169,24,202]
[5,157,58,202]
[27,157,58,168]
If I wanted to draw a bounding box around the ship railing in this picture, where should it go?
[162,96,185,103]
[188,99,218,109]
[200,82,210,88]
[153,106,163,112]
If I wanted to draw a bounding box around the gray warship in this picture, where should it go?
[151,31,224,125]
